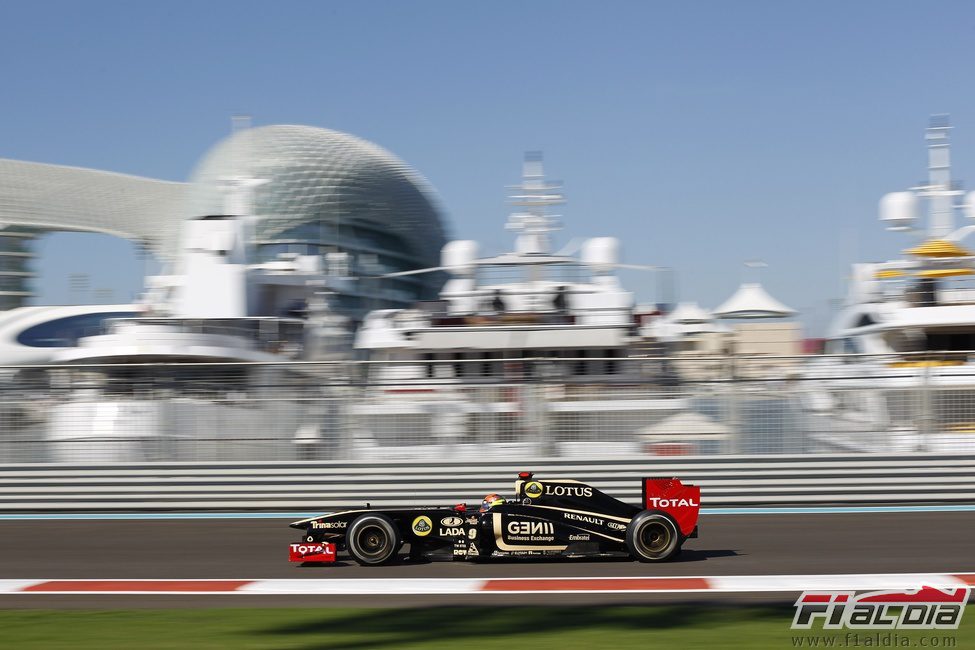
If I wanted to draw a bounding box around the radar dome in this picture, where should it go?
[966,191,975,220]
[582,237,620,273]
[879,191,918,231]
[442,240,478,275]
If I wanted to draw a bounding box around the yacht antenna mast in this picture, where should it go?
[918,114,958,238]
[880,115,968,239]
[506,151,564,255]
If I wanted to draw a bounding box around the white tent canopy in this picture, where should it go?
[712,283,796,319]
[640,410,730,436]
[643,301,731,342]
[667,301,712,324]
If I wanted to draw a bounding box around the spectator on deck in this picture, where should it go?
[553,285,569,314]
[492,289,506,314]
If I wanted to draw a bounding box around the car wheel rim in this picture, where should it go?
[356,525,389,559]
[640,521,672,554]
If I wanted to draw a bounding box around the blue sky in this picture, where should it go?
[3,1,975,334]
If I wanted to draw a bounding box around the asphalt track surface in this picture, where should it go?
[0,512,972,607]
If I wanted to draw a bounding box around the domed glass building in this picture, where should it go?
[0,124,449,319]
[186,125,449,318]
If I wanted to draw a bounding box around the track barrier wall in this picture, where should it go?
[1,454,973,511]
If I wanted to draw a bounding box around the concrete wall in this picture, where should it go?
[732,322,802,356]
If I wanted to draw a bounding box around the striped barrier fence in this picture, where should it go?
[0,453,973,511]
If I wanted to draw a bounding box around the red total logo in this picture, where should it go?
[647,497,699,508]
[288,542,336,563]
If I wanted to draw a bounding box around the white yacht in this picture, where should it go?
[37,178,352,463]
[803,116,975,452]
[350,153,686,460]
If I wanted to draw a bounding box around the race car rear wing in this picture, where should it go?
[643,477,700,537]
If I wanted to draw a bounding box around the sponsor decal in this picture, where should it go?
[563,512,604,526]
[607,521,627,531]
[465,516,479,526]
[452,537,468,557]
[568,534,590,541]
[505,520,556,542]
[493,514,566,552]
[507,520,554,536]
[439,526,464,536]
[411,515,432,537]
[290,543,324,555]
[647,497,699,508]
[468,542,478,556]
[288,542,336,563]
[524,481,544,499]
[440,516,463,527]
[792,587,969,630]
[545,484,593,498]
[311,520,347,529]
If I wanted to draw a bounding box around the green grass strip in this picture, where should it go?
[0,606,972,649]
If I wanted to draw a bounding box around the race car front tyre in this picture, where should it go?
[347,514,402,566]
[625,511,681,562]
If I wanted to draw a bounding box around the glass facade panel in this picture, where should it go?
[15,312,137,348]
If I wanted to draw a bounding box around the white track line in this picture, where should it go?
[239,578,486,595]
[707,574,970,592]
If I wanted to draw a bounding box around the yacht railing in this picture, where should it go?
[380,304,638,328]
[876,276,975,306]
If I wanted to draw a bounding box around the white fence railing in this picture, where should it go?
[0,353,975,463]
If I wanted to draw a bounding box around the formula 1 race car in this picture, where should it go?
[288,472,699,566]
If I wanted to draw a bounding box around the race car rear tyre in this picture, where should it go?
[625,511,680,562]
[347,514,401,566]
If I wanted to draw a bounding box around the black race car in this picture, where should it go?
[288,472,700,566]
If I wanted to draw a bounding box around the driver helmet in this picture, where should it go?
[480,493,506,513]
